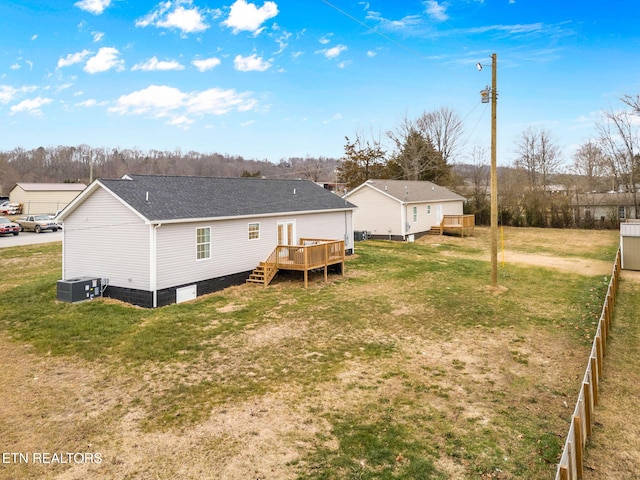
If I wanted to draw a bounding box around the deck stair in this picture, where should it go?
[246,261,278,286]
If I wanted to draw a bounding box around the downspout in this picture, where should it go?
[400,202,407,240]
[151,223,162,308]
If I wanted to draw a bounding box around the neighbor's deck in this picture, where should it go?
[438,214,475,237]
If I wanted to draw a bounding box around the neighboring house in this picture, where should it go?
[344,179,466,240]
[571,192,639,224]
[57,174,356,308]
[10,183,86,214]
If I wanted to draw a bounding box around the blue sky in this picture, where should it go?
[1,0,639,166]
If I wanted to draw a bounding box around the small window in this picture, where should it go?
[427,205,431,215]
[196,227,211,260]
[618,206,626,220]
[248,222,260,240]
[412,206,418,222]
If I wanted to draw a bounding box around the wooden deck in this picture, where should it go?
[437,214,475,237]
[247,238,345,287]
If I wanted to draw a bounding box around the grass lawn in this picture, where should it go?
[0,227,621,479]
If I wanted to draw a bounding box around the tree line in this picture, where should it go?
[2,95,639,229]
[336,98,640,229]
[0,146,339,196]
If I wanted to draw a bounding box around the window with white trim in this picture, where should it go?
[412,206,418,222]
[248,222,260,240]
[427,205,431,215]
[196,227,211,260]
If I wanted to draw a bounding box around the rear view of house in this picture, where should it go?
[57,174,356,307]
[344,179,467,240]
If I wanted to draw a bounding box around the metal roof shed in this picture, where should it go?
[620,221,640,270]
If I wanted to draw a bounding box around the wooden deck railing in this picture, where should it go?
[439,214,475,236]
[260,238,345,287]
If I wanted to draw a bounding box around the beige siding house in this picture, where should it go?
[57,174,355,307]
[10,183,86,214]
[344,179,466,240]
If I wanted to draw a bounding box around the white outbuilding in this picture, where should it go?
[620,220,640,270]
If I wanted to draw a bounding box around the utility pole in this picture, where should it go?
[478,53,498,287]
[490,53,498,287]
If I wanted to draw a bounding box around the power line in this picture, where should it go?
[319,0,431,61]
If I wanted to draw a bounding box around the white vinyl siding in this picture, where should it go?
[349,187,401,236]
[62,188,150,290]
[154,211,351,290]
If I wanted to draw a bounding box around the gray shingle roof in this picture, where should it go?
[354,179,466,203]
[99,174,355,221]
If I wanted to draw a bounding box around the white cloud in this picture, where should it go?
[10,97,52,116]
[137,1,209,35]
[93,31,105,42]
[57,49,92,69]
[323,113,342,124]
[425,1,448,22]
[318,44,347,59]
[167,115,194,127]
[131,57,185,71]
[192,57,222,72]
[76,99,108,107]
[109,85,257,126]
[187,88,257,114]
[1,85,37,103]
[84,47,125,73]
[319,35,332,45]
[0,86,19,103]
[366,50,377,57]
[223,0,278,34]
[74,0,111,15]
[234,54,272,72]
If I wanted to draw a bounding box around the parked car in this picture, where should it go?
[0,217,20,236]
[0,201,18,215]
[17,215,60,233]
[47,211,63,229]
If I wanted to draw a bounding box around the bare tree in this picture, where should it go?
[572,140,609,193]
[416,106,464,165]
[514,126,563,190]
[464,145,490,224]
[597,103,640,217]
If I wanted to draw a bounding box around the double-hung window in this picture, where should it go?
[248,222,260,240]
[412,206,418,222]
[196,227,211,260]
